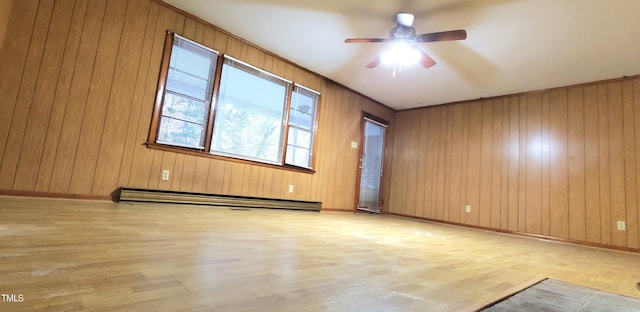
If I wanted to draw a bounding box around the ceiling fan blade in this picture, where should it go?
[397,13,414,27]
[366,55,381,68]
[345,38,392,43]
[418,49,436,68]
[417,29,467,42]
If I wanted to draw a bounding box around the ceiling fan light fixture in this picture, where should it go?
[381,41,421,66]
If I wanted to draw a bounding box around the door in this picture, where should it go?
[356,116,387,213]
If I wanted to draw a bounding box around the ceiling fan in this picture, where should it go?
[345,13,467,69]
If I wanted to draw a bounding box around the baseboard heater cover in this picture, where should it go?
[114,187,321,212]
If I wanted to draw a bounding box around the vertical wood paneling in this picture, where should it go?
[414,110,428,217]
[500,99,510,230]
[490,100,503,229]
[422,110,437,218]
[35,0,89,192]
[388,75,640,250]
[0,0,39,163]
[247,167,260,198]
[213,29,228,54]
[507,97,520,231]
[0,0,55,190]
[634,79,640,248]
[314,84,331,206]
[479,101,493,227]
[13,0,75,191]
[466,103,482,225]
[567,87,586,241]
[622,80,638,249]
[583,85,601,243]
[0,0,10,48]
[67,0,129,195]
[540,92,551,236]
[157,152,175,190]
[126,5,176,189]
[91,0,150,195]
[206,160,224,194]
[517,96,527,232]
[48,0,108,193]
[449,104,464,223]
[242,164,253,197]
[405,112,420,216]
[525,93,542,234]
[325,88,343,208]
[598,84,612,245]
[173,13,185,34]
[315,83,333,207]
[227,162,244,195]
[608,82,627,247]
[179,155,196,192]
[170,154,185,191]
[147,151,163,190]
[431,109,442,218]
[335,89,351,208]
[118,2,160,190]
[256,167,267,198]
[183,17,196,37]
[435,106,448,220]
[442,106,454,220]
[549,90,569,239]
[459,103,470,223]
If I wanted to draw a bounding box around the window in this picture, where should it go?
[211,57,290,164]
[150,33,320,171]
[156,35,218,149]
[286,86,319,169]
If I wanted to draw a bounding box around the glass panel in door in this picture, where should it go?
[357,119,386,213]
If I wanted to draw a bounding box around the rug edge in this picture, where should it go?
[468,277,548,312]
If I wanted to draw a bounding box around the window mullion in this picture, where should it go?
[281,83,294,165]
[204,53,225,153]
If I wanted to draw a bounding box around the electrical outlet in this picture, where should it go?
[161,170,170,181]
[617,221,626,231]
[465,205,471,213]
[351,141,358,148]
[288,185,294,193]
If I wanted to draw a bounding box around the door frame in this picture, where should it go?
[354,112,390,213]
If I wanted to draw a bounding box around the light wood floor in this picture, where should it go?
[1,196,639,311]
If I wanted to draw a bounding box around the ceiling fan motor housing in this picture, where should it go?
[390,25,417,41]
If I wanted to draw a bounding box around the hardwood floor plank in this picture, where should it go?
[1,196,638,311]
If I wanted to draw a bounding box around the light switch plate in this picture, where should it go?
[351,141,358,148]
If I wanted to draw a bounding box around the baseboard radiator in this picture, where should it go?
[114,187,322,212]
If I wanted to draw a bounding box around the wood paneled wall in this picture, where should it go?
[0,0,395,211]
[389,77,640,249]
[0,0,11,51]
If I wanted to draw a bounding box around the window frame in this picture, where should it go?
[147,32,321,174]
[284,84,321,170]
[210,55,293,165]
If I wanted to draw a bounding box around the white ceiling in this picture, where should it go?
[163,0,640,110]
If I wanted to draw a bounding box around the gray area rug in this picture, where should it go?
[480,278,640,312]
